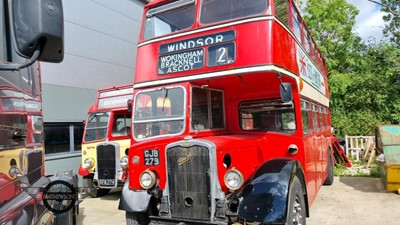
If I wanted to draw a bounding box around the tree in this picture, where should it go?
[302,0,361,73]
[367,0,400,45]
[381,0,400,46]
[302,0,400,136]
[329,43,400,136]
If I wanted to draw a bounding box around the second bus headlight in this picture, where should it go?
[224,168,244,190]
[139,170,156,189]
[120,156,128,169]
[84,158,94,168]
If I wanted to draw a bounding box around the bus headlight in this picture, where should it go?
[120,156,128,169]
[224,168,244,191]
[139,170,156,189]
[84,158,94,168]
[9,166,22,179]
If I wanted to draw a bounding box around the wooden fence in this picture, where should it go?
[345,135,376,165]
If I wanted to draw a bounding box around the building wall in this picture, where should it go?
[41,0,146,176]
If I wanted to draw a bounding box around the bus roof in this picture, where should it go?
[92,84,133,110]
[98,84,133,95]
[144,0,172,9]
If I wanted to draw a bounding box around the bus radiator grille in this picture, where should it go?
[96,144,116,185]
[167,145,211,220]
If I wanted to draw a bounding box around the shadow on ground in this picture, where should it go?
[338,176,387,193]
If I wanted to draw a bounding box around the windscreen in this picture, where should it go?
[133,87,185,140]
[84,112,110,142]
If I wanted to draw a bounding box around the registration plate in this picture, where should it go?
[98,179,116,186]
[144,149,160,166]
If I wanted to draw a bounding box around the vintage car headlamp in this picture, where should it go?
[84,158,94,168]
[120,156,129,169]
[224,168,244,190]
[139,170,156,189]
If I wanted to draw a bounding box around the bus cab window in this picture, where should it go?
[112,114,131,136]
[191,87,225,132]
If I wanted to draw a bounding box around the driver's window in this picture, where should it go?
[112,114,131,137]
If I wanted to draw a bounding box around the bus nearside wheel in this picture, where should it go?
[286,177,306,225]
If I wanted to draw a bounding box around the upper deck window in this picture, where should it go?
[275,0,289,27]
[292,7,302,43]
[133,87,185,140]
[144,0,195,40]
[200,0,267,24]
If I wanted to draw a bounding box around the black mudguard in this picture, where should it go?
[237,158,308,224]
[118,177,151,212]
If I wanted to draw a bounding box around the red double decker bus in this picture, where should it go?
[119,0,333,224]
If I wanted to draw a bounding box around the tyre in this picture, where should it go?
[323,149,334,186]
[286,177,306,225]
[126,212,150,225]
[83,176,111,198]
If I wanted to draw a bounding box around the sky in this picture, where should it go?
[347,0,386,41]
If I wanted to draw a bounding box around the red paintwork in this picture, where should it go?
[0,173,18,205]
[78,165,90,177]
[332,137,352,167]
[129,0,332,209]
[135,20,301,85]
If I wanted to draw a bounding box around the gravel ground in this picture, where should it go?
[308,176,400,225]
[77,177,400,225]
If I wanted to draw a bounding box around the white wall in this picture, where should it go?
[42,0,146,177]
[41,0,145,122]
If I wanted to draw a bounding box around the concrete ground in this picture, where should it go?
[76,177,400,225]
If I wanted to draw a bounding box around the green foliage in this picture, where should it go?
[381,0,400,46]
[303,0,361,72]
[302,0,400,136]
[334,160,381,178]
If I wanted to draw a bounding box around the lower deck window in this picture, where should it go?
[239,99,295,133]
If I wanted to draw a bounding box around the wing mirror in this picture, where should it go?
[280,82,293,103]
[0,0,64,70]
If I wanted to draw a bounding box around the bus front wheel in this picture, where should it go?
[83,176,110,198]
[286,177,306,225]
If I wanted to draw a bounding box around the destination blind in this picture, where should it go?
[158,30,235,75]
